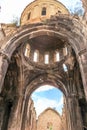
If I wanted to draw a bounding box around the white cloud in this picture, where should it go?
[31,85,63,118]
[32,95,63,118]
[34,85,54,93]
[0,0,83,23]
[0,0,33,23]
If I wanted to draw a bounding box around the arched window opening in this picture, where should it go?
[27,12,31,20]
[63,46,68,56]
[31,85,64,118]
[42,7,46,16]
[63,64,68,72]
[33,50,39,62]
[44,53,49,64]
[24,44,30,57]
[54,50,60,62]
[54,51,60,62]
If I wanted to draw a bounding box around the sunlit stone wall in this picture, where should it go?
[20,0,69,25]
[37,108,64,130]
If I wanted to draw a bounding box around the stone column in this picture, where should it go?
[0,51,9,93]
[78,51,87,100]
[7,95,25,130]
[7,63,25,130]
[66,94,83,130]
[24,98,33,130]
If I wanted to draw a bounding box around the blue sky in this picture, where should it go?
[0,0,83,23]
[31,85,63,118]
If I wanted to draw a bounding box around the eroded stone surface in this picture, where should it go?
[0,0,87,130]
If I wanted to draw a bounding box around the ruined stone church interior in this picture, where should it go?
[0,0,87,130]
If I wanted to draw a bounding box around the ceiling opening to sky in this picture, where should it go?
[31,85,63,118]
[0,0,84,24]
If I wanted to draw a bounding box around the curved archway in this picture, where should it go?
[31,85,64,116]
[0,17,87,98]
[24,73,68,97]
[0,16,87,130]
[1,28,85,58]
[30,85,65,130]
[1,16,86,57]
[20,74,67,130]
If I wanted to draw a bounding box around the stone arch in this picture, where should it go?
[20,73,67,130]
[0,16,87,130]
[25,73,68,97]
[0,16,87,98]
[1,18,86,58]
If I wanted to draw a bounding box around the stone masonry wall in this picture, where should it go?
[37,108,64,130]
